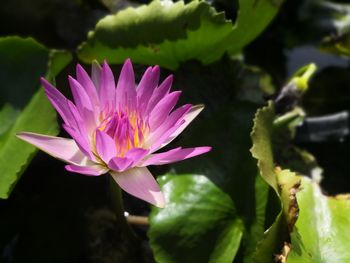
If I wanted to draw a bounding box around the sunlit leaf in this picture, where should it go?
[249,102,301,262]
[287,177,350,263]
[250,101,279,193]
[78,0,282,69]
[78,0,232,69]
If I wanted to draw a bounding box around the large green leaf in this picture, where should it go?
[249,102,302,263]
[251,169,300,263]
[287,177,350,263]
[0,104,19,147]
[0,37,72,199]
[242,174,270,263]
[250,101,279,193]
[228,0,283,55]
[0,37,48,108]
[78,0,232,69]
[248,98,350,262]
[149,174,244,263]
[78,0,282,69]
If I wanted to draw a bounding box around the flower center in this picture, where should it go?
[97,110,148,157]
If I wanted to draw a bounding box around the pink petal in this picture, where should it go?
[76,64,99,107]
[41,78,77,128]
[16,132,90,166]
[95,130,117,163]
[110,167,165,208]
[99,61,116,111]
[108,157,133,172]
[156,104,205,150]
[64,101,97,157]
[137,66,160,110]
[125,148,149,164]
[146,104,192,149]
[65,164,108,176]
[68,76,93,111]
[145,75,173,115]
[141,146,211,166]
[149,120,185,152]
[68,76,96,130]
[108,148,149,172]
[115,59,136,109]
[62,124,94,161]
[91,61,102,92]
[42,81,91,149]
[148,91,181,130]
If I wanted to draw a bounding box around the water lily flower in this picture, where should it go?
[17,59,211,207]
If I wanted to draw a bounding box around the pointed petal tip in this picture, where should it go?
[67,75,74,82]
[76,63,83,71]
[102,60,112,71]
[16,131,40,142]
[122,58,133,71]
[16,131,27,140]
[76,64,87,77]
[165,74,174,83]
[152,65,160,73]
[40,77,53,89]
[125,58,132,65]
[143,66,153,74]
[16,132,41,145]
[202,146,212,153]
[68,76,83,90]
[154,193,166,208]
[182,103,193,111]
[193,104,205,110]
[173,90,182,97]
[92,60,102,69]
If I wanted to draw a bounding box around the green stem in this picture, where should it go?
[108,176,136,236]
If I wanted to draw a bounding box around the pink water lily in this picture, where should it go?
[17,59,211,208]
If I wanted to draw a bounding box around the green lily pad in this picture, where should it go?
[78,0,282,69]
[250,169,301,263]
[250,101,279,194]
[149,174,244,263]
[78,0,232,69]
[249,102,302,263]
[287,177,350,263]
[0,104,20,147]
[0,37,72,199]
